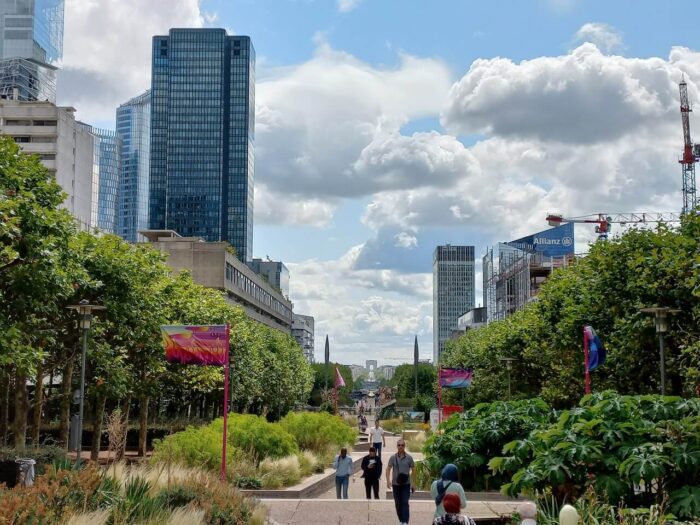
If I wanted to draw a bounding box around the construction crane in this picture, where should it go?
[546,212,682,240]
[679,78,699,214]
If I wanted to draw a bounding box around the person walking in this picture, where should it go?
[386,438,416,525]
[430,463,467,518]
[333,447,354,499]
[432,493,475,525]
[368,419,386,458]
[360,446,383,499]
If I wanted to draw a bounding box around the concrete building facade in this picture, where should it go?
[433,245,475,364]
[141,230,292,333]
[0,99,95,228]
[291,314,314,363]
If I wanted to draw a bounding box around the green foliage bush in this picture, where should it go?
[151,424,239,472]
[216,414,298,461]
[280,412,355,454]
[425,398,555,491]
[489,392,700,520]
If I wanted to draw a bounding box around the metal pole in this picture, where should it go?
[76,325,88,467]
[659,333,666,395]
[507,368,512,400]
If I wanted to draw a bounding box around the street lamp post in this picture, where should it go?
[640,307,680,395]
[499,358,517,400]
[67,300,105,466]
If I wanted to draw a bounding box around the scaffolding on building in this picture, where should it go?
[0,58,57,102]
[483,244,572,323]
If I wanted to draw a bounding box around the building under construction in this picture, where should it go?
[483,223,574,323]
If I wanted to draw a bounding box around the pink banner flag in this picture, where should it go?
[334,367,346,388]
[161,325,229,366]
[439,368,473,389]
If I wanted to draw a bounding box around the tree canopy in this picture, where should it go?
[444,214,700,408]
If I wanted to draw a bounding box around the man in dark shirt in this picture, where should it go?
[360,446,383,499]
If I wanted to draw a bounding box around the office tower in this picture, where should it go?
[149,29,255,262]
[92,128,120,233]
[116,90,151,242]
[433,245,475,364]
[0,99,95,228]
[291,314,315,363]
[250,258,289,297]
[0,0,64,102]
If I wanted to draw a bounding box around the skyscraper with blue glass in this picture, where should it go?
[149,29,255,263]
[0,0,64,101]
[117,90,151,243]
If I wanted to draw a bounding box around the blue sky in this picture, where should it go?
[58,0,698,364]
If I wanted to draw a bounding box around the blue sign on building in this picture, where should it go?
[507,223,575,258]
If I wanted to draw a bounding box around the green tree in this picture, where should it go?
[389,363,436,401]
[444,214,700,407]
[308,363,354,406]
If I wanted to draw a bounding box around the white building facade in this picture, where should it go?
[291,314,314,363]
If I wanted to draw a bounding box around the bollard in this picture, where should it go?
[559,504,579,525]
[519,500,537,525]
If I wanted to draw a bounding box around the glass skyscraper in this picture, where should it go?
[433,245,475,364]
[79,123,121,234]
[149,29,255,262]
[0,0,64,101]
[116,90,151,242]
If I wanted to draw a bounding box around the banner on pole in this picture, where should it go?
[334,367,346,388]
[161,325,229,366]
[439,368,473,389]
[583,325,606,371]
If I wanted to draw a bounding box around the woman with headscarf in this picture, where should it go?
[430,464,467,518]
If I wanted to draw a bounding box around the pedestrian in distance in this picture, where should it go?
[360,446,383,499]
[386,438,416,525]
[333,447,354,499]
[432,493,475,525]
[430,463,467,518]
[368,419,386,458]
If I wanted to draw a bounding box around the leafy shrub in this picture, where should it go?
[232,476,262,489]
[213,414,298,461]
[151,425,239,472]
[490,392,700,519]
[280,412,355,454]
[425,398,555,490]
[380,417,404,434]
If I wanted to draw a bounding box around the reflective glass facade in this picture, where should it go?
[433,245,475,364]
[116,90,151,242]
[149,29,255,262]
[80,124,121,233]
[0,0,64,101]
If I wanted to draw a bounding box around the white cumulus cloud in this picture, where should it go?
[574,23,623,54]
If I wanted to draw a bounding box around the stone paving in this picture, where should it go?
[262,429,521,523]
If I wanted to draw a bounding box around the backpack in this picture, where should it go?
[434,480,453,506]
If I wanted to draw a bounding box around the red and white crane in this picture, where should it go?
[546,212,682,241]
[679,78,699,214]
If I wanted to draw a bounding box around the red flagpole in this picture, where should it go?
[583,326,591,395]
[221,324,230,481]
[437,367,443,424]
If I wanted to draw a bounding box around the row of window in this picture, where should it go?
[225,263,290,319]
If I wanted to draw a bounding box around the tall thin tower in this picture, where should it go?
[679,79,698,214]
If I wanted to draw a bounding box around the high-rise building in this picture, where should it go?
[149,29,255,262]
[116,90,151,242]
[79,124,121,234]
[291,314,314,363]
[0,99,95,228]
[0,0,64,102]
[433,245,475,364]
[249,258,289,297]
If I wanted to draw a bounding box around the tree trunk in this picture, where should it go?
[137,396,149,457]
[12,372,28,449]
[59,359,75,449]
[0,368,9,446]
[31,361,44,446]
[117,396,131,460]
[91,393,106,460]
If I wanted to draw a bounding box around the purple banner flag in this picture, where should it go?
[161,325,229,366]
[439,368,473,389]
